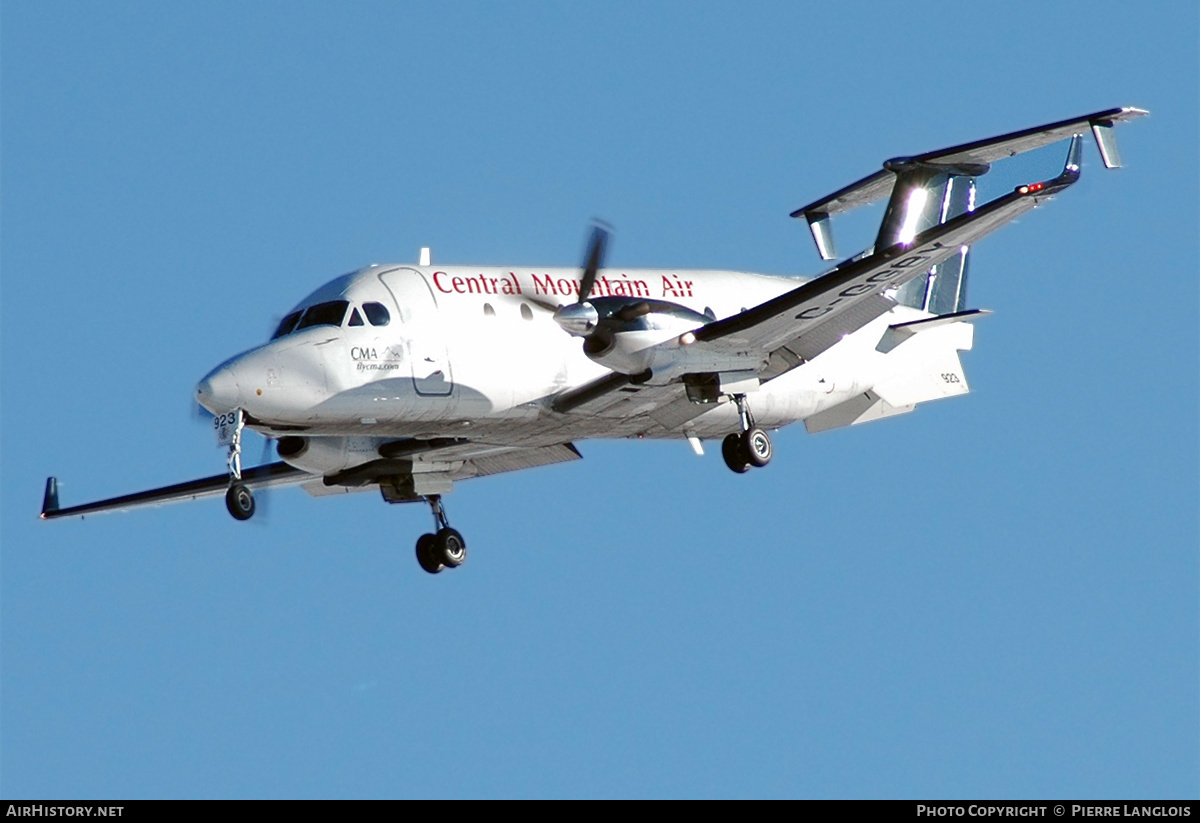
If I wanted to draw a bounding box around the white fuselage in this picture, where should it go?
[196,264,968,475]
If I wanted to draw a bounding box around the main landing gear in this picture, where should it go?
[721,394,773,474]
[222,409,258,521]
[415,494,467,575]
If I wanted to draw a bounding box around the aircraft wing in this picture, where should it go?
[551,376,706,433]
[41,442,588,517]
[545,147,1077,426]
[40,461,309,520]
[546,159,1061,422]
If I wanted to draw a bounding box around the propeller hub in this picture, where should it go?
[552,302,599,337]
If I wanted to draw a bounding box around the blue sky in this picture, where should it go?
[2,0,1196,799]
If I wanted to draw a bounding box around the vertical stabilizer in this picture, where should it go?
[892,175,975,312]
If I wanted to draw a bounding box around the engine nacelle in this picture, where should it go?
[583,317,765,380]
[275,436,381,475]
[583,327,678,375]
[579,299,710,375]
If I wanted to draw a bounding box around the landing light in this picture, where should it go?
[679,332,696,345]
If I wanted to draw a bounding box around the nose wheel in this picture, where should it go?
[225,483,256,520]
[220,408,259,521]
[722,394,773,474]
[415,495,468,574]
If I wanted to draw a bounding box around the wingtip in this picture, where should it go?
[41,476,60,517]
[1016,135,1083,197]
[1065,133,1083,174]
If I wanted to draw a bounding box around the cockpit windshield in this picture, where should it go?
[296,300,349,331]
[271,311,303,339]
[270,298,383,341]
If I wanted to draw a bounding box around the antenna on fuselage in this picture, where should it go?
[419,247,431,267]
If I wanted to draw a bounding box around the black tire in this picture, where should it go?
[436,528,467,568]
[225,483,256,521]
[415,533,444,574]
[722,433,751,474]
[743,427,772,468]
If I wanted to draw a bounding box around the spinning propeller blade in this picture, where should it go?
[250,432,275,525]
[578,224,609,303]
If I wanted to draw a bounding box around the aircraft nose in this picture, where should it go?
[196,366,241,414]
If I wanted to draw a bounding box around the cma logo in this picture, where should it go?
[352,345,404,362]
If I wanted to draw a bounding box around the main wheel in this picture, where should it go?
[225,483,256,521]
[436,528,467,568]
[734,429,772,467]
[722,433,751,474]
[415,533,444,574]
[742,427,772,468]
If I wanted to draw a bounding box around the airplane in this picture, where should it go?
[40,107,1146,574]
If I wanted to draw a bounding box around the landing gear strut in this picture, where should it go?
[415,494,467,575]
[223,409,256,520]
[721,394,772,474]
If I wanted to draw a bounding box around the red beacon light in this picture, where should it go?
[1017,181,1046,195]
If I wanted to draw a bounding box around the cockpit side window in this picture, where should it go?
[296,300,349,331]
[272,311,303,339]
[363,302,390,326]
[348,307,364,326]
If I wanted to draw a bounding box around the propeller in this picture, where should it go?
[549,223,711,369]
[248,431,275,525]
[578,224,607,304]
[551,224,610,337]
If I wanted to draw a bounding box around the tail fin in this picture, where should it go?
[892,174,975,313]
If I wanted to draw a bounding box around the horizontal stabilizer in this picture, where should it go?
[791,107,1146,259]
[903,107,1145,168]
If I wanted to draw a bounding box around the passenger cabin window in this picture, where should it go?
[348,307,364,326]
[520,304,533,321]
[483,303,495,317]
[363,302,390,326]
[272,311,302,340]
[295,300,349,331]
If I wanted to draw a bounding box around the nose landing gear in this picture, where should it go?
[721,394,773,474]
[221,409,258,521]
[415,494,468,574]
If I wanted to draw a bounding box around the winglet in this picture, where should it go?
[1016,134,1083,198]
[1056,133,1084,188]
[807,212,837,261]
[41,477,60,519]
[1090,107,1147,168]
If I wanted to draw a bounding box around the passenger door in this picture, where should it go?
[376,267,454,396]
